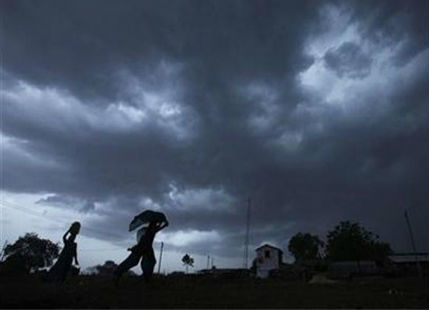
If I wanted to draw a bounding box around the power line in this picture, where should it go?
[0,200,127,242]
[0,200,168,253]
[404,209,423,277]
[0,201,67,230]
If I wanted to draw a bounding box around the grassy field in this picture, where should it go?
[0,274,428,308]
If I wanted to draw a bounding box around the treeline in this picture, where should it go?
[287,220,392,264]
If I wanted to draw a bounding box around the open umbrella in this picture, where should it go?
[129,210,167,232]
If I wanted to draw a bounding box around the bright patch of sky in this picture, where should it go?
[2,72,193,140]
[298,4,429,120]
[114,61,196,140]
[299,5,367,105]
[166,184,235,212]
[275,131,303,152]
[159,229,221,247]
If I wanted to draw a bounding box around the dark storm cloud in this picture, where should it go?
[324,42,372,78]
[36,195,96,213]
[344,0,429,66]
[2,0,428,258]
[1,0,317,102]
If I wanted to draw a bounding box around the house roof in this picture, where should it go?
[388,253,429,263]
[255,243,283,253]
[389,252,428,256]
[330,260,376,266]
[198,268,249,274]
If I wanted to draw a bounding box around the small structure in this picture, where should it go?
[388,252,429,275]
[169,271,185,277]
[269,262,309,281]
[388,252,429,265]
[255,244,283,278]
[198,267,250,278]
[328,260,378,279]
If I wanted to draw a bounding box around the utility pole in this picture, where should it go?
[207,255,210,269]
[157,242,164,274]
[404,210,422,277]
[243,198,251,269]
[0,240,8,262]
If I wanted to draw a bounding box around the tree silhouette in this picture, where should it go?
[3,233,59,273]
[87,260,136,276]
[181,254,194,273]
[326,221,392,263]
[288,232,324,262]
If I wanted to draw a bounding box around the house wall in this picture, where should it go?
[256,246,281,278]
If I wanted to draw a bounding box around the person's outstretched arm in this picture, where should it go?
[128,244,139,252]
[63,230,69,243]
[74,250,79,265]
[73,243,79,265]
[156,220,169,232]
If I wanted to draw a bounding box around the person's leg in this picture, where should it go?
[141,253,156,283]
[114,252,141,285]
[49,256,71,283]
[145,260,155,282]
[59,261,72,283]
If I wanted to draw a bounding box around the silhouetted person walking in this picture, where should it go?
[47,222,80,283]
[114,220,168,285]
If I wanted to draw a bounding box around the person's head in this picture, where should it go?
[69,221,81,235]
[148,221,158,231]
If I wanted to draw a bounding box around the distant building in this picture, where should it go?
[169,271,185,277]
[328,260,378,279]
[388,252,429,274]
[255,244,283,278]
[197,267,250,278]
[388,252,429,265]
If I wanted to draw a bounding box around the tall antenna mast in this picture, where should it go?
[404,210,422,277]
[243,198,251,269]
[0,240,8,262]
[157,242,164,274]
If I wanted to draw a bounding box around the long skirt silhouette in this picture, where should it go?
[47,241,77,283]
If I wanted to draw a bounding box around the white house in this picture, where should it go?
[255,244,283,278]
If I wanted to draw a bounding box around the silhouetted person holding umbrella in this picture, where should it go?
[114,220,168,285]
[47,221,80,283]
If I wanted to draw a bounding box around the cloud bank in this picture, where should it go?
[2,0,428,261]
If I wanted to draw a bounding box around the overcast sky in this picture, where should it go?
[1,0,428,273]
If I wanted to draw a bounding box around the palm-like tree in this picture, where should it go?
[181,254,194,273]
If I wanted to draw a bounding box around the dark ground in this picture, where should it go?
[0,274,428,308]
